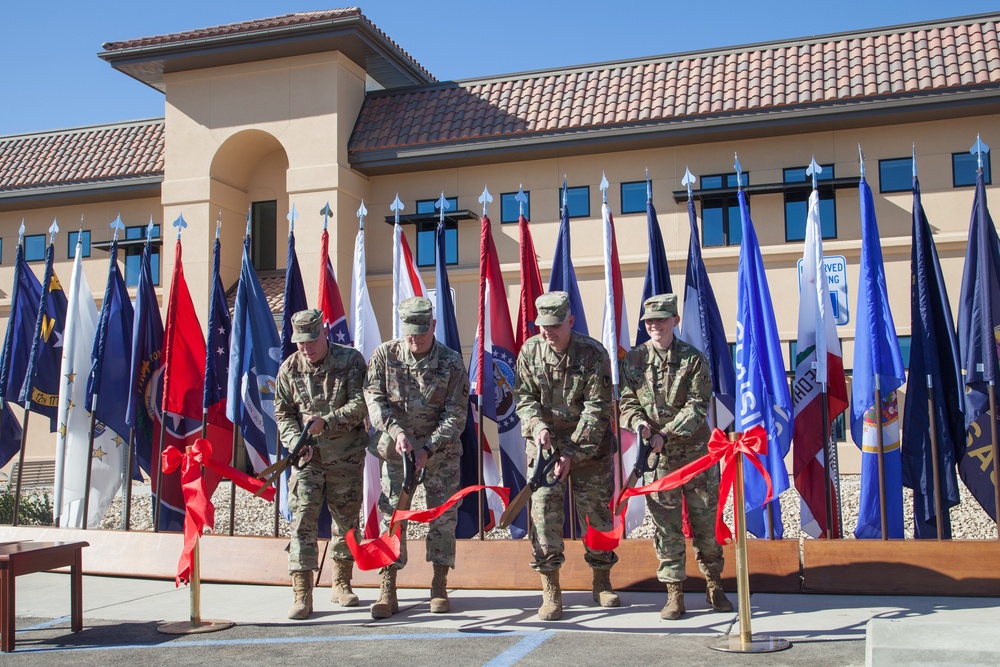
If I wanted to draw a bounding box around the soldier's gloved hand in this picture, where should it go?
[395,432,413,456]
[537,429,553,450]
[554,454,571,481]
[304,416,326,436]
[650,433,665,454]
[415,448,428,471]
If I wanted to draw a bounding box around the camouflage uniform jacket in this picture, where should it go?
[619,337,712,447]
[364,338,470,458]
[514,331,613,464]
[274,344,369,461]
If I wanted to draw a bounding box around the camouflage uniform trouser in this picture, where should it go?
[646,460,724,582]
[288,448,365,573]
[529,457,619,572]
[378,445,460,570]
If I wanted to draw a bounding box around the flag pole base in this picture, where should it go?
[706,634,790,653]
[157,619,234,635]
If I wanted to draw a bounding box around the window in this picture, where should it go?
[953,152,992,187]
[620,181,648,214]
[501,191,529,224]
[250,200,277,271]
[878,158,911,193]
[897,335,912,370]
[68,230,91,258]
[564,186,590,218]
[25,234,45,262]
[416,197,459,267]
[124,225,160,287]
[701,172,747,247]
[784,165,836,242]
[0,238,3,265]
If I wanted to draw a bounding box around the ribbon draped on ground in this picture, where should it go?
[161,438,276,586]
[347,484,510,570]
[583,425,772,551]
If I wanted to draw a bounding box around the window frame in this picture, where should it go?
[564,186,590,219]
[124,224,161,287]
[700,172,747,248]
[24,234,46,262]
[67,230,91,258]
[952,151,993,187]
[878,157,912,194]
[500,191,530,224]
[620,181,648,215]
[783,164,837,242]
[415,197,460,268]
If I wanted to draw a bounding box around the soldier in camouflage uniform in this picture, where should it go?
[619,294,733,620]
[363,296,470,620]
[274,309,370,620]
[514,291,620,621]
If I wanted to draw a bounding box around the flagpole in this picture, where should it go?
[476,187,492,540]
[122,430,135,530]
[82,394,99,530]
[819,383,834,539]
[989,382,1000,540]
[925,375,945,539]
[10,408,30,526]
[229,428,240,536]
[613,390,625,540]
[874,377,888,540]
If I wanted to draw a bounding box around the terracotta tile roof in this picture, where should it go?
[102,8,435,84]
[226,270,286,315]
[349,13,1000,155]
[0,120,164,193]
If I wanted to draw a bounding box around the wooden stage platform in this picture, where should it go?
[2,526,998,596]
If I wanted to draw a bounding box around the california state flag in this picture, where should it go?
[792,189,849,538]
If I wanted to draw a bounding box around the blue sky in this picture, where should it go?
[2,1,997,135]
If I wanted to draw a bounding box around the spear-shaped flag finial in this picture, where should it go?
[479,185,493,217]
[357,199,368,230]
[245,206,252,238]
[390,194,404,224]
[110,214,125,242]
[561,175,568,210]
[320,202,333,231]
[435,191,450,224]
[49,218,59,244]
[173,213,188,240]
[18,218,25,245]
[645,167,652,202]
[806,156,822,190]
[971,134,990,172]
[912,143,918,179]
[147,215,155,242]
[515,186,528,217]
[287,203,299,234]
[215,210,222,240]
[858,143,866,179]
[682,167,696,200]
[600,171,609,203]
[733,154,743,190]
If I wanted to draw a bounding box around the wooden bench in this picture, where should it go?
[0,541,88,652]
[3,460,56,491]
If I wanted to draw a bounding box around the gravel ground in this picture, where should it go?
[96,474,999,541]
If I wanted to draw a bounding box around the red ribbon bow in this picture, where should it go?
[582,425,772,551]
[161,438,276,586]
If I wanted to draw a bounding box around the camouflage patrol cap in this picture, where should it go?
[640,293,678,320]
[399,296,434,335]
[291,308,324,342]
[535,291,571,326]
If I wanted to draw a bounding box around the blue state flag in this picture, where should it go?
[126,235,163,479]
[0,241,41,465]
[548,202,589,335]
[957,169,1000,522]
[433,220,487,537]
[678,199,737,429]
[734,188,793,539]
[903,175,964,538]
[88,238,134,441]
[852,175,906,539]
[19,240,68,431]
[635,196,672,345]
[204,237,231,420]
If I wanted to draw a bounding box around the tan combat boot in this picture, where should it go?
[705,574,734,612]
[538,570,563,621]
[288,570,314,620]
[331,560,360,607]
[660,581,685,620]
[591,568,621,608]
[429,563,451,613]
[370,567,398,619]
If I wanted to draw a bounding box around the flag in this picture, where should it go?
[433,219,488,537]
[957,169,1000,523]
[19,238,68,430]
[635,195,672,346]
[734,188,793,538]
[515,212,544,350]
[351,220,385,539]
[126,231,163,482]
[792,189,849,539]
[852,175,906,539]
[280,231,308,362]
[319,228,352,346]
[227,236,283,508]
[54,241,123,528]
[904,174,964,538]
[548,201,588,334]
[392,221,428,339]
[600,200,644,534]
[202,236,235,495]
[0,240,41,466]
[470,213,528,538]
[678,199,736,429]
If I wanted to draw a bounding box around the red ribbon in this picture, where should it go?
[346,484,510,571]
[582,425,772,551]
[162,438,276,586]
